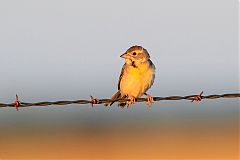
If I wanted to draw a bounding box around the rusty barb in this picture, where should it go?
[0,92,239,111]
[14,94,20,111]
[191,91,204,102]
[90,95,99,107]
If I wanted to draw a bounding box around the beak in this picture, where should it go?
[120,52,130,59]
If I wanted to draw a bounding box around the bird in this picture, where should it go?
[105,45,155,107]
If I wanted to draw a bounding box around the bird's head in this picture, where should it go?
[120,45,150,66]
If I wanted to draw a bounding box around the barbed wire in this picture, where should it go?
[0,92,239,110]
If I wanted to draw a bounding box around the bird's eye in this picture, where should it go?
[132,52,137,55]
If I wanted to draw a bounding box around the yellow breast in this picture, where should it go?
[120,62,155,98]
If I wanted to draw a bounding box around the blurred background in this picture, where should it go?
[0,0,239,159]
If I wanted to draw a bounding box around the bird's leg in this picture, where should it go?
[127,95,136,107]
[191,91,203,102]
[144,93,154,106]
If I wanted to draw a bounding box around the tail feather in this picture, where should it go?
[105,90,121,106]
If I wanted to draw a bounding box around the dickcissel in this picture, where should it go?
[106,45,155,107]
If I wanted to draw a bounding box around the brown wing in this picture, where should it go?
[118,63,127,90]
[104,63,127,106]
[143,59,156,93]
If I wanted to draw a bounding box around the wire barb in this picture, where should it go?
[0,93,239,109]
[90,95,99,107]
[191,91,204,102]
[14,94,20,111]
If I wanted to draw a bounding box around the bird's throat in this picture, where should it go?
[131,61,137,68]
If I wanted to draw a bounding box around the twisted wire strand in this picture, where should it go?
[0,93,239,109]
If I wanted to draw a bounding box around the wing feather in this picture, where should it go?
[118,63,127,90]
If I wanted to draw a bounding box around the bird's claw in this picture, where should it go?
[191,91,203,102]
[90,95,99,107]
[127,95,136,107]
[145,94,154,106]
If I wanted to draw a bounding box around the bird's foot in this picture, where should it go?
[127,95,136,107]
[191,91,203,102]
[145,93,154,106]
